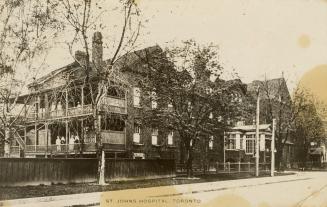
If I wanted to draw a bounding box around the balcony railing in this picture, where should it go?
[99,96,126,114]
[24,96,126,121]
[25,143,97,154]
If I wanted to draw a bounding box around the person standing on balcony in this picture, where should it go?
[74,135,80,155]
[61,136,65,151]
[56,136,61,152]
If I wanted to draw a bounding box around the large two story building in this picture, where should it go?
[7,32,178,160]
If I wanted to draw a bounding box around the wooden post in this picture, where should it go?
[45,123,48,158]
[238,161,241,173]
[223,132,226,170]
[45,93,49,118]
[255,87,260,177]
[65,120,68,157]
[271,119,276,177]
[65,89,68,117]
[34,123,37,152]
[81,86,84,107]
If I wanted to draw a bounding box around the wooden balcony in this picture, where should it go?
[24,131,126,155]
[24,96,126,122]
[98,96,126,114]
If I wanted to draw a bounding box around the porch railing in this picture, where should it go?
[99,96,126,114]
[25,96,127,121]
[25,143,97,154]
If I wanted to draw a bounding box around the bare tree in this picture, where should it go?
[0,0,60,157]
[45,0,142,183]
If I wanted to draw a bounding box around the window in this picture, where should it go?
[133,124,140,143]
[209,136,213,150]
[167,131,173,145]
[151,128,158,145]
[226,134,236,149]
[151,91,157,109]
[245,134,255,154]
[133,87,140,107]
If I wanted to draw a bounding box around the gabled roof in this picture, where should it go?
[247,78,290,101]
[28,45,163,88]
[28,62,79,88]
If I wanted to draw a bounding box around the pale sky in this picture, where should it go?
[43,0,327,93]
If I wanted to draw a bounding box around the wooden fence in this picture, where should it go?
[105,159,176,181]
[176,162,271,175]
[0,158,175,186]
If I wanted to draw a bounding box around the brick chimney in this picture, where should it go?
[92,31,103,72]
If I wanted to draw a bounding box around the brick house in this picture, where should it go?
[7,32,179,159]
[223,77,296,165]
[224,123,273,163]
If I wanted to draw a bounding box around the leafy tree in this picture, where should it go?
[293,89,325,166]
[138,41,249,177]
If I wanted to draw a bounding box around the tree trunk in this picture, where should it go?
[4,127,10,158]
[93,108,105,184]
[186,146,193,178]
[276,147,283,171]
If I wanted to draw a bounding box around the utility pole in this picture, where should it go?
[255,86,260,177]
[271,119,276,176]
[223,132,226,170]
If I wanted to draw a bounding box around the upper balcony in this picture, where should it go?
[24,96,126,122]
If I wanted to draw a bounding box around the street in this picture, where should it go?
[2,171,327,207]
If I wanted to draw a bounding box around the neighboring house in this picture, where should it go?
[247,77,296,166]
[7,32,179,159]
[224,122,273,163]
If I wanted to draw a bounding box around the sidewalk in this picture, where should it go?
[0,171,309,207]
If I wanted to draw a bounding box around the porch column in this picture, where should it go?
[34,123,37,151]
[36,96,40,119]
[81,119,84,141]
[45,123,49,158]
[65,120,69,157]
[44,93,49,118]
[65,89,68,117]
[81,85,84,107]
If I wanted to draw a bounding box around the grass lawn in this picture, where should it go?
[0,171,293,201]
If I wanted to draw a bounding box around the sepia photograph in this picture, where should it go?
[1,0,327,206]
